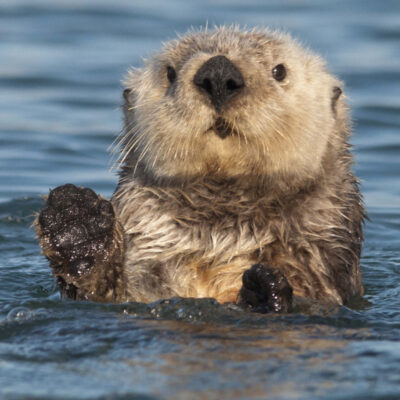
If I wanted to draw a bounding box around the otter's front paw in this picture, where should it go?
[238,263,293,313]
[37,184,124,301]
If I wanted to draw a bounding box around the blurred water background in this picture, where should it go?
[1,1,400,399]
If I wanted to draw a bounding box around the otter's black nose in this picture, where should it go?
[193,55,244,111]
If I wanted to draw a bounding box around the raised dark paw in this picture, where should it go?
[38,184,116,283]
[238,263,293,313]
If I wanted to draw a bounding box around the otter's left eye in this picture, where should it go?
[167,66,177,84]
[272,64,286,82]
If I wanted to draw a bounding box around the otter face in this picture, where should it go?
[121,27,347,187]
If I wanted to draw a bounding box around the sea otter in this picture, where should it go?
[36,27,364,313]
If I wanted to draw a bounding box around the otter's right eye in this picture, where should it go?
[272,64,286,82]
[167,66,177,84]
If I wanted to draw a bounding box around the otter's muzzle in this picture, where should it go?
[193,55,244,112]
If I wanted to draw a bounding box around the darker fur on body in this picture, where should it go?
[36,27,364,311]
[113,162,363,305]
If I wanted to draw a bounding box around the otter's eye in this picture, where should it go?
[167,66,176,84]
[272,64,286,82]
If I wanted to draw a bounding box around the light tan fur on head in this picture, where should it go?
[119,26,347,191]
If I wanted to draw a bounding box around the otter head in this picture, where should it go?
[120,27,348,189]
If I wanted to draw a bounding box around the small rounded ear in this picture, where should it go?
[331,86,342,114]
[123,88,132,102]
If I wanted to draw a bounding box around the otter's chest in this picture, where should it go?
[118,195,280,301]
[113,185,278,267]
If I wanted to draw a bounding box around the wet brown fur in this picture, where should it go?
[38,27,364,306]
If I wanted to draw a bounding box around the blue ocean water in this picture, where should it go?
[1,1,400,399]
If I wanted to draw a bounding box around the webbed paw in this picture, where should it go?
[238,263,293,313]
[37,184,125,301]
